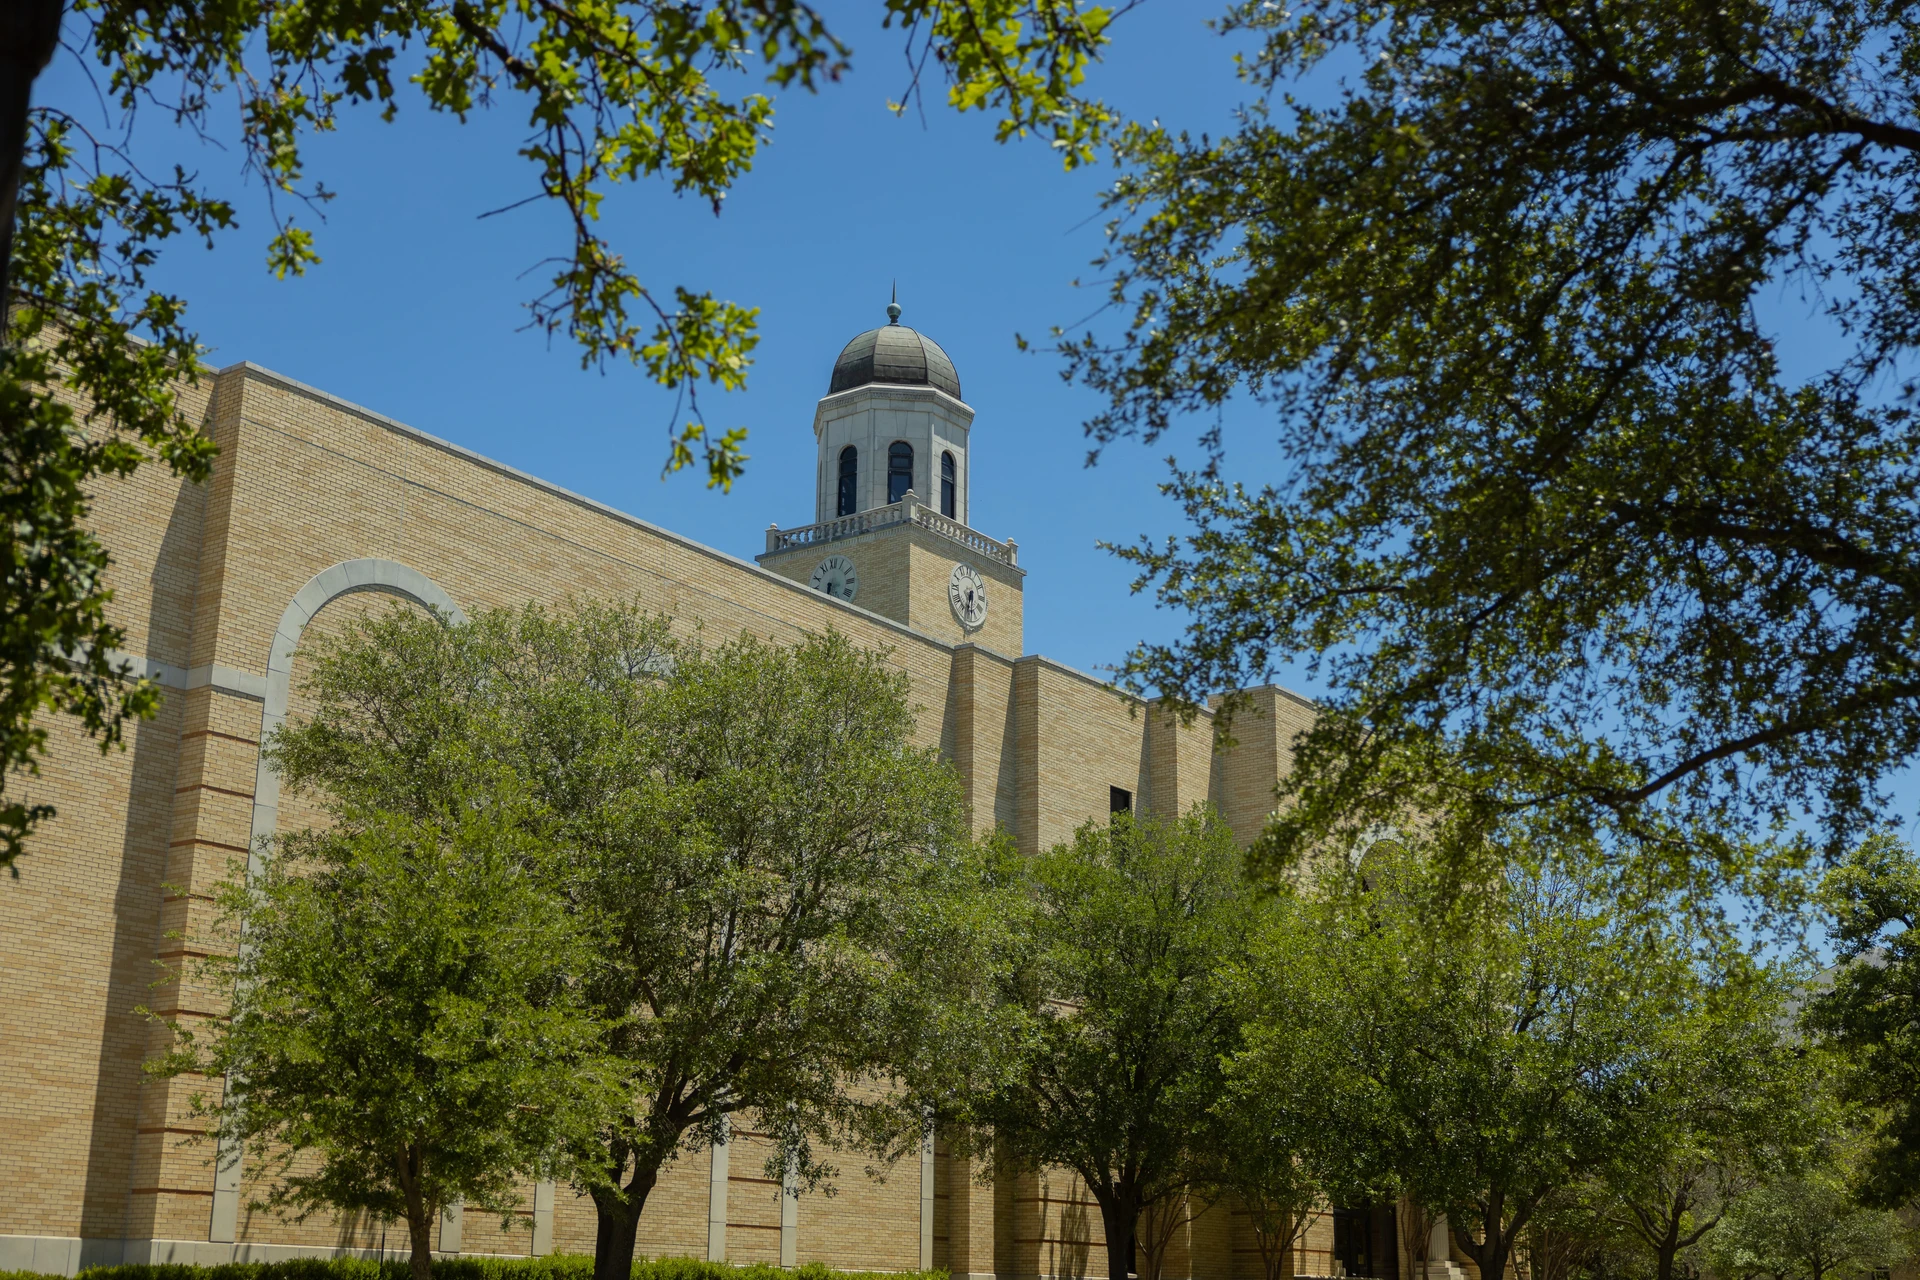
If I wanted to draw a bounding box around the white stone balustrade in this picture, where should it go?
[766,491,1018,566]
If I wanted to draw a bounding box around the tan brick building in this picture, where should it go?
[0,308,1428,1280]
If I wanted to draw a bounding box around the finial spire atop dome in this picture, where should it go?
[887,281,902,325]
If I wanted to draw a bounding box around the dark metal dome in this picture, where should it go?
[829,300,961,399]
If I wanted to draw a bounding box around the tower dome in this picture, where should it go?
[828,296,961,399]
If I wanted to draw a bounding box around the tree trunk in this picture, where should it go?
[0,0,64,310]
[1459,1225,1510,1280]
[1252,1206,1301,1280]
[1620,1176,1718,1280]
[1139,1194,1173,1280]
[1399,1203,1437,1280]
[593,1194,641,1280]
[1654,1223,1680,1280]
[591,1160,662,1280]
[1096,1190,1138,1280]
[407,1206,437,1280]
[1251,1210,1282,1280]
[394,1145,436,1280]
[1451,1199,1518,1280]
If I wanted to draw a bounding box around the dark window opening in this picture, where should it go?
[1332,1208,1371,1278]
[837,446,858,517]
[1331,1204,1398,1280]
[941,450,957,519]
[889,441,914,504]
[1110,786,1132,815]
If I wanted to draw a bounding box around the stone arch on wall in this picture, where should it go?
[209,558,464,1245]
[242,559,465,879]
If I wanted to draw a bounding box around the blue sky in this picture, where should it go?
[41,2,1286,690]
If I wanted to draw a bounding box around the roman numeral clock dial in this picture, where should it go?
[810,554,858,601]
[949,562,989,631]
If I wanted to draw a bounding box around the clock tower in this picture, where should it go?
[758,296,1025,653]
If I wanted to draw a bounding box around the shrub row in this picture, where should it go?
[1,1258,942,1280]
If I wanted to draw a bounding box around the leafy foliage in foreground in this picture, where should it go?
[0,119,220,871]
[42,0,1118,484]
[1062,0,1920,890]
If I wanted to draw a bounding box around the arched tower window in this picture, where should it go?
[837,446,858,517]
[940,451,957,519]
[888,441,914,505]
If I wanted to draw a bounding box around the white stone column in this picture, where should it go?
[438,1200,463,1254]
[208,1145,241,1244]
[1427,1216,1455,1280]
[780,1156,800,1268]
[532,1181,556,1257]
[919,1120,936,1271]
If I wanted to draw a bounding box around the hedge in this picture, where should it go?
[0,1258,944,1280]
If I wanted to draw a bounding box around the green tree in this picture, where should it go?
[1594,965,1816,1280]
[1802,833,1920,1207]
[1202,886,1331,1280]
[0,0,1119,875]
[1190,1083,1322,1280]
[563,628,1018,1280]
[1059,0,1920,885]
[1261,840,1712,1280]
[971,806,1265,1280]
[1517,1192,1615,1280]
[1708,1154,1910,1280]
[150,773,619,1280]
[267,602,1018,1280]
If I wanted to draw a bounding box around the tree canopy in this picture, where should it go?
[1245,837,1750,1280]
[151,769,619,1280]
[562,626,1018,1280]
[1593,960,1816,1280]
[1201,911,1331,1280]
[1802,833,1920,1208]
[264,600,1017,1280]
[1062,0,1920,886]
[1708,1146,1911,1280]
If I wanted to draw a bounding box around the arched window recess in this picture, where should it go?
[837,446,859,517]
[888,441,914,505]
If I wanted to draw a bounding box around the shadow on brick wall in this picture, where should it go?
[80,474,211,1260]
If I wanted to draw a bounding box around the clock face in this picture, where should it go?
[809,554,859,601]
[948,562,989,630]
